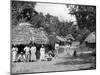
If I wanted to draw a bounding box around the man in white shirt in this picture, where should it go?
[24,45,30,62]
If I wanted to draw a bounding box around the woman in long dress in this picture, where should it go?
[12,45,18,62]
[30,45,36,62]
[40,45,45,61]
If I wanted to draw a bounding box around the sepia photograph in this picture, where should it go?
[11,0,96,74]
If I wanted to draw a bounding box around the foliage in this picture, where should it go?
[67,5,96,32]
[76,27,90,43]
[11,1,37,26]
[11,1,96,43]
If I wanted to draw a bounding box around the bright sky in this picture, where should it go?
[35,3,77,23]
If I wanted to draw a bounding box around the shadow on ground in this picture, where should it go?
[54,53,96,69]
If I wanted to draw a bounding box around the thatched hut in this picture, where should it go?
[84,32,96,43]
[12,23,49,45]
[66,34,75,41]
[84,32,96,48]
[56,35,67,45]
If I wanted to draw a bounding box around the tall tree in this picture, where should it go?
[67,5,96,32]
[11,1,37,26]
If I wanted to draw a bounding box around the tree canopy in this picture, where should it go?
[11,1,96,42]
[67,5,96,32]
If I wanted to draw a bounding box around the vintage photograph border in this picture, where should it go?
[10,0,96,74]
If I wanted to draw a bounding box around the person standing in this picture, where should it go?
[54,42,60,57]
[66,43,71,56]
[40,45,45,61]
[12,45,18,62]
[30,44,36,62]
[24,45,30,62]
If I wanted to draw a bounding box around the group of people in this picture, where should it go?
[11,43,60,63]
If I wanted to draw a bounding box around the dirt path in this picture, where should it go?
[12,56,95,74]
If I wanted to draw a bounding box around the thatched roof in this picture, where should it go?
[56,36,67,41]
[31,30,49,44]
[84,32,96,43]
[18,22,32,26]
[66,34,75,40]
[12,24,49,45]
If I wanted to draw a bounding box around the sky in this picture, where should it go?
[35,2,77,24]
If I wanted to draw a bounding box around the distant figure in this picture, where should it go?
[12,45,18,62]
[66,44,71,56]
[66,44,70,49]
[24,45,30,62]
[40,45,45,61]
[73,50,77,57]
[30,44,36,62]
[54,42,60,56]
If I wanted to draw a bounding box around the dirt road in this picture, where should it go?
[12,55,95,74]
